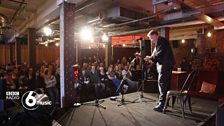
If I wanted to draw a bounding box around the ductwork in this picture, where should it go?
[103,6,149,21]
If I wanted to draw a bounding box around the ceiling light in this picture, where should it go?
[80,26,93,41]
[181,39,185,43]
[122,44,126,47]
[207,31,212,37]
[88,46,91,49]
[45,43,48,47]
[43,27,52,36]
[101,33,109,42]
[207,17,212,23]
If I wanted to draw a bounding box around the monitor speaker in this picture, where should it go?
[140,40,151,57]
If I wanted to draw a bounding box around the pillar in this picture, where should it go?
[59,1,76,107]
[27,28,36,68]
[105,37,112,67]
[9,44,13,64]
[160,27,170,40]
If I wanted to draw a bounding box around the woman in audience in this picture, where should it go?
[106,66,123,95]
[6,70,16,90]
[78,69,91,101]
[12,67,19,89]
[18,72,29,92]
[44,69,59,105]
[27,68,35,90]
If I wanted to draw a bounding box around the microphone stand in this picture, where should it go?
[80,41,106,109]
[132,58,156,103]
[114,71,133,106]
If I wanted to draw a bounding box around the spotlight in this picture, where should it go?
[80,27,93,41]
[207,31,212,37]
[101,33,109,42]
[43,27,52,36]
[122,44,126,47]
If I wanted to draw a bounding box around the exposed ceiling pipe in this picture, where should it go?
[75,0,98,13]
[11,0,26,24]
[102,0,179,29]
[193,1,224,10]
[109,18,199,36]
[175,0,224,27]
[109,16,224,37]
[102,15,156,28]
[27,0,99,33]
[109,27,157,37]
[8,0,27,4]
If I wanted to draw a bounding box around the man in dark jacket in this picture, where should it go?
[145,30,176,112]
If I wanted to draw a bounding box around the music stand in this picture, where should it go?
[131,59,156,103]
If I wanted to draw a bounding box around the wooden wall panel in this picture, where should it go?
[21,45,28,64]
[0,44,11,65]
[113,47,139,63]
[171,40,195,68]
[0,44,60,65]
[0,45,5,64]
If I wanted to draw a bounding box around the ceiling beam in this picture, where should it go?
[18,0,59,34]
[176,0,224,27]
[8,0,27,4]
[193,13,224,27]
[0,3,35,13]
[0,6,16,12]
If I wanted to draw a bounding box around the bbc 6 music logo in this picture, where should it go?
[6,91,20,100]
[21,91,52,110]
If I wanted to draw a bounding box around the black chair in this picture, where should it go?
[216,103,224,126]
[163,70,199,118]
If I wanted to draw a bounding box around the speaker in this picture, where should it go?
[140,40,151,57]
[144,80,158,93]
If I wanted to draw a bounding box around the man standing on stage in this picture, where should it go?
[145,30,175,112]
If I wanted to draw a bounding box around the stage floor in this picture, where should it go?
[55,92,219,126]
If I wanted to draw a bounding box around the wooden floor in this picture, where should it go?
[55,92,219,126]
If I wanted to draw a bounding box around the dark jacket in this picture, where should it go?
[150,36,176,67]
